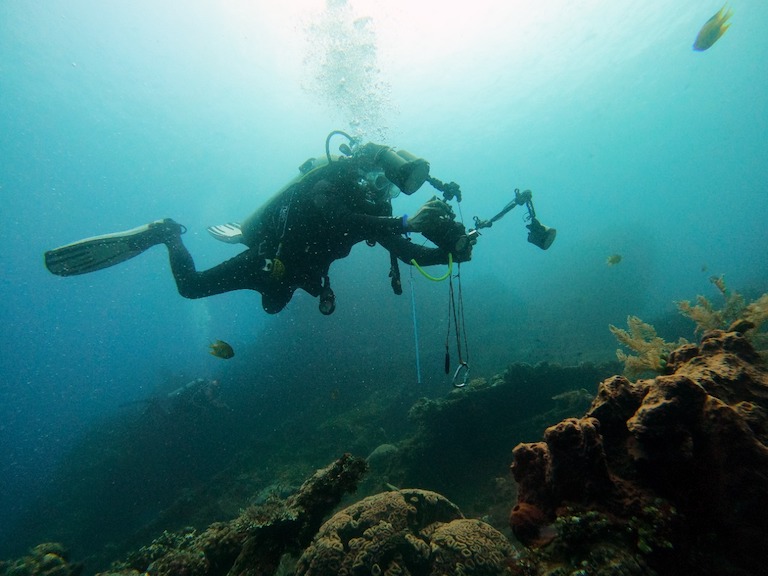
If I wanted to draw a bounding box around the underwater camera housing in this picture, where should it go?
[419,197,476,255]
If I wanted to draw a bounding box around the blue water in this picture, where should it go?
[1,0,766,557]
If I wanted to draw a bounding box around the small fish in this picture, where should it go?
[693,4,733,52]
[606,254,622,266]
[209,339,235,359]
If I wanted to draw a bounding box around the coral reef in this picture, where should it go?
[510,329,768,575]
[11,326,768,576]
[0,543,82,576]
[295,489,514,576]
[97,454,367,576]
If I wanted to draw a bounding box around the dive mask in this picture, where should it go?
[363,170,398,200]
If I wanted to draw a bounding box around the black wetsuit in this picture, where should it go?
[165,159,450,313]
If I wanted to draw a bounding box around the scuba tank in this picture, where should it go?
[239,155,339,249]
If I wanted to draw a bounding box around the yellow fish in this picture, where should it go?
[209,339,235,359]
[606,254,622,266]
[693,4,733,51]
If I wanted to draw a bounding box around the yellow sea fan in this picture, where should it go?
[677,296,723,334]
[609,316,685,379]
[744,294,768,331]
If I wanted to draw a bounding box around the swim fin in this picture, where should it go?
[44,219,183,276]
[207,222,244,244]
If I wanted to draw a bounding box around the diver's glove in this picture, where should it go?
[405,197,453,233]
[452,237,473,263]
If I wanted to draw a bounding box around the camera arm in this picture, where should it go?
[470,188,556,251]
[471,188,532,231]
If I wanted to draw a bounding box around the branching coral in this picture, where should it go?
[609,316,685,379]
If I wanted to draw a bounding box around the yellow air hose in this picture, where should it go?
[410,253,453,281]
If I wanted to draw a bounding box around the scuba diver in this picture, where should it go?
[44,131,478,315]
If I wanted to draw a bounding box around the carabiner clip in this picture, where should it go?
[452,362,470,388]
